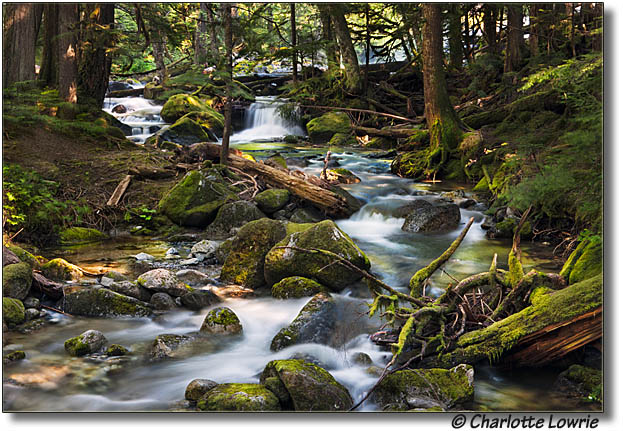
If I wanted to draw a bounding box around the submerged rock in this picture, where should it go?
[61,285,152,317]
[2,262,33,300]
[64,330,108,357]
[199,307,242,335]
[270,292,336,351]
[401,203,461,233]
[372,364,474,411]
[260,359,353,411]
[197,383,281,411]
[271,276,328,299]
[137,268,190,297]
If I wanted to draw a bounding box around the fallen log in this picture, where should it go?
[106,87,144,98]
[352,125,421,139]
[300,104,424,124]
[31,271,64,300]
[106,175,133,207]
[200,143,359,218]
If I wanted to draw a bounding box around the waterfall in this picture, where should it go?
[232,96,305,141]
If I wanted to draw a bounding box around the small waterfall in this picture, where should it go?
[232,96,305,142]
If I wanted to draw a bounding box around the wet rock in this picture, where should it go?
[351,352,373,366]
[149,334,196,361]
[23,297,40,309]
[270,292,336,351]
[158,169,238,227]
[260,359,353,411]
[106,344,130,356]
[401,203,461,233]
[553,365,602,402]
[64,330,108,357]
[150,292,178,310]
[111,104,127,114]
[185,379,219,402]
[24,308,41,321]
[265,153,288,170]
[137,268,190,297]
[206,201,265,239]
[2,262,33,300]
[107,280,152,302]
[271,276,328,299]
[209,284,255,299]
[190,239,218,259]
[254,189,290,214]
[372,364,474,411]
[264,220,370,291]
[197,383,281,411]
[175,269,214,287]
[41,258,83,282]
[3,350,26,365]
[61,285,152,317]
[214,238,233,264]
[199,307,242,335]
[285,157,308,168]
[458,198,477,209]
[3,297,26,326]
[134,252,155,261]
[393,199,433,218]
[180,289,220,311]
[486,217,532,240]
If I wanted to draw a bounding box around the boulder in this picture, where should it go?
[150,292,178,310]
[270,292,336,351]
[158,169,238,227]
[180,289,220,311]
[61,285,152,317]
[41,258,83,282]
[106,344,130,356]
[149,334,196,362]
[271,276,328,299]
[189,240,218,259]
[3,297,26,326]
[197,383,281,412]
[158,116,213,146]
[59,227,108,245]
[64,330,108,357]
[485,217,532,240]
[401,203,461,233]
[306,111,351,144]
[214,238,233,264]
[254,189,290,214]
[199,307,242,335]
[264,220,370,291]
[175,269,214,287]
[107,280,152,302]
[5,244,38,268]
[328,133,357,147]
[289,208,324,224]
[206,201,266,239]
[260,359,353,411]
[137,268,191,297]
[394,199,433,218]
[185,379,219,402]
[2,262,32,300]
[160,94,224,127]
[372,364,474,411]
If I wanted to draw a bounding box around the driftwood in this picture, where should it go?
[106,175,133,207]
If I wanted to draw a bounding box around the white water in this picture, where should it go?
[103,91,166,144]
[231,96,305,142]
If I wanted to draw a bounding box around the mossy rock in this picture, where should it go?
[219,218,289,289]
[306,111,351,144]
[472,176,490,193]
[185,379,218,402]
[206,200,265,239]
[568,239,602,285]
[199,307,242,335]
[160,93,222,124]
[325,168,361,184]
[271,276,328,299]
[143,82,164,99]
[2,262,32,300]
[3,350,26,365]
[554,364,602,403]
[487,217,532,239]
[260,359,353,411]
[5,244,39,269]
[158,169,238,227]
[328,132,357,147]
[390,148,429,179]
[149,333,197,361]
[270,292,336,351]
[137,268,191,297]
[215,238,234,264]
[265,153,288,170]
[181,110,224,137]
[254,189,290,214]
[284,135,299,144]
[59,227,108,245]
[41,258,83,282]
[61,285,152,317]
[159,116,212,146]
[197,383,281,412]
[373,364,474,411]
[64,329,107,357]
[289,207,324,224]
[264,220,371,291]
[3,297,25,326]
[106,344,130,356]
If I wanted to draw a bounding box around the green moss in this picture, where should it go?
[59,227,108,245]
[2,262,33,300]
[559,239,590,281]
[106,344,130,356]
[64,336,91,357]
[3,350,26,364]
[472,176,490,193]
[266,153,288,169]
[568,239,602,284]
[197,383,281,411]
[41,258,83,281]
[306,111,351,144]
[271,276,328,299]
[561,365,602,402]
[2,297,25,326]
[390,148,429,179]
[62,285,152,317]
[160,116,212,145]
[160,93,221,124]
[328,132,357,147]
[326,168,361,184]
[5,244,39,268]
[364,137,393,149]
[254,189,290,213]
[506,250,525,287]
[180,110,224,135]
[200,307,243,334]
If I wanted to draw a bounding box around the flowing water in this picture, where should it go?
[3,95,593,412]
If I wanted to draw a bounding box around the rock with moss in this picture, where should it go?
[107,281,152,303]
[159,116,213,146]
[200,307,242,335]
[160,93,224,126]
[64,330,108,357]
[2,262,32,300]
[214,238,234,264]
[181,110,224,137]
[149,334,196,361]
[372,364,474,411]
[5,244,39,268]
[220,218,289,289]
[185,379,219,402]
[197,383,281,411]
[3,350,26,365]
[106,344,130,356]
[206,201,266,239]
[553,364,602,403]
[158,169,238,227]
[3,297,26,326]
[264,220,370,291]
[402,203,461,233]
[271,276,328,299]
[137,268,191,297]
[270,292,336,351]
[41,258,83,282]
[254,189,290,214]
[364,136,394,149]
[260,359,353,411]
[328,133,357,147]
[59,227,108,245]
[306,111,351,144]
[284,135,299,144]
[289,208,324,224]
[390,148,429,179]
[486,217,532,240]
[61,285,152,317]
[180,289,220,311]
[325,168,361,184]
[265,153,288,170]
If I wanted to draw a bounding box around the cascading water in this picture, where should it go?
[231,96,305,142]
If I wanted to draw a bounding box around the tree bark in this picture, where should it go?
[58,4,79,103]
[421,4,463,175]
[483,4,498,55]
[39,4,59,86]
[447,4,463,70]
[3,3,38,87]
[194,3,209,64]
[504,5,524,73]
[290,3,298,83]
[152,29,168,84]
[320,9,340,73]
[326,4,361,94]
[220,4,233,166]
[528,4,540,56]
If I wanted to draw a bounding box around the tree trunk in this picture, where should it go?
[528,4,540,56]
[326,4,361,94]
[78,3,115,107]
[220,4,233,166]
[57,4,79,103]
[39,4,59,86]
[321,10,340,73]
[194,3,209,64]
[290,3,297,83]
[483,4,498,55]
[364,3,371,95]
[207,5,219,61]
[421,4,462,176]
[3,3,38,87]
[448,4,463,70]
[152,30,168,84]
[504,5,524,73]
